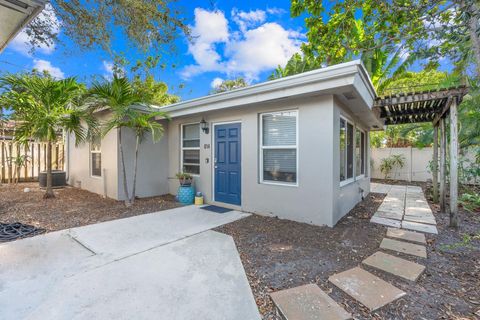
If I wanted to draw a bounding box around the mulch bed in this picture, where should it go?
[0,182,179,233]
[216,182,480,320]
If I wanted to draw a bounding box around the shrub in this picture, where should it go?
[380,154,406,179]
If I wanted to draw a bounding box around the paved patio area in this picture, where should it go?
[370,183,438,234]
[0,206,260,320]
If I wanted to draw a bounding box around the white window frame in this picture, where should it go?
[355,127,366,179]
[340,115,355,187]
[90,138,101,178]
[259,109,299,187]
[180,122,201,176]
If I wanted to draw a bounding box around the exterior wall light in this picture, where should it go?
[200,118,209,134]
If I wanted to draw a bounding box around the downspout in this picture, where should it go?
[64,130,70,182]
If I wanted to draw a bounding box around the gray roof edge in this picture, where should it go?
[155,60,375,114]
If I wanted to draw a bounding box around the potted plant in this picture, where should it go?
[175,172,195,204]
[176,172,193,186]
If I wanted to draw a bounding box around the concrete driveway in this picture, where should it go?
[0,206,261,320]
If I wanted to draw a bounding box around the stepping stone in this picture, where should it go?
[403,214,436,225]
[362,251,426,282]
[374,210,403,221]
[270,284,351,320]
[370,216,401,228]
[380,238,427,258]
[404,206,432,216]
[402,220,438,235]
[387,228,426,244]
[328,267,406,311]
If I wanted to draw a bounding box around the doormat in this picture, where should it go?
[0,222,46,242]
[200,205,233,214]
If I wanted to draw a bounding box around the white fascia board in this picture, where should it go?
[156,60,377,119]
[0,0,47,53]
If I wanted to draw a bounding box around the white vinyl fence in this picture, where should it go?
[371,147,433,182]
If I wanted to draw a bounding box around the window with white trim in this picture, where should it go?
[340,117,354,183]
[260,110,298,184]
[90,135,101,177]
[356,128,366,177]
[181,123,200,175]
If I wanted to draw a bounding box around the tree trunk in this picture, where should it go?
[449,99,459,228]
[44,141,55,199]
[130,134,140,205]
[118,128,131,207]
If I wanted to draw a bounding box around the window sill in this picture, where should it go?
[340,178,354,187]
[260,181,298,187]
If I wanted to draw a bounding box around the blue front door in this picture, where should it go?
[214,123,241,205]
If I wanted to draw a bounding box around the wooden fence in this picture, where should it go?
[0,141,65,183]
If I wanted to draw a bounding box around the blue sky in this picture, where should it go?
[0,0,308,100]
[0,1,452,101]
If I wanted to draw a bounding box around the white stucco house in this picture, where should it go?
[67,60,383,227]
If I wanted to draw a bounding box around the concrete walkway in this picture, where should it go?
[370,183,438,234]
[0,206,260,320]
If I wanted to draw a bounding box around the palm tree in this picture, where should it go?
[211,78,248,93]
[361,46,416,94]
[0,73,96,198]
[88,76,169,206]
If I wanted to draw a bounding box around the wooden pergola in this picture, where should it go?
[374,86,469,227]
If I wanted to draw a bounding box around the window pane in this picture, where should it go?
[183,164,200,175]
[356,129,362,176]
[91,153,101,177]
[340,119,346,181]
[347,123,354,179]
[183,150,200,165]
[183,124,200,148]
[263,149,296,183]
[262,112,296,146]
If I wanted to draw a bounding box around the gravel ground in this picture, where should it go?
[0,182,179,233]
[216,183,480,320]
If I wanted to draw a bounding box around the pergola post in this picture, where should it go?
[439,117,447,212]
[432,124,439,202]
[449,97,459,228]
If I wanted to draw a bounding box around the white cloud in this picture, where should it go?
[181,8,229,78]
[102,61,114,78]
[225,23,303,81]
[210,77,224,89]
[9,4,60,56]
[231,8,266,33]
[181,8,304,82]
[266,8,287,15]
[33,59,64,79]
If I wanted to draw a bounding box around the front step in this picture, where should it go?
[270,284,351,320]
[362,251,426,282]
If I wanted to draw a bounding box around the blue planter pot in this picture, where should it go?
[177,185,195,204]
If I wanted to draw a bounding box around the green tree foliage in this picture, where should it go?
[269,40,416,93]
[132,75,180,106]
[269,53,321,80]
[0,73,97,198]
[25,1,189,54]
[211,78,248,94]
[88,76,169,206]
[290,0,480,76]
